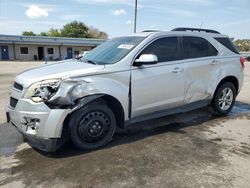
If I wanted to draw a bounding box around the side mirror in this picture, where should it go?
[133,54,158,66]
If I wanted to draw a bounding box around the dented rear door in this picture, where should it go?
[180,36,220,104]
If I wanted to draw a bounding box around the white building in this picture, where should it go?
[0,34,105,61]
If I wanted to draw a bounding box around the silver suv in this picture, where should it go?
[6,28,245,152]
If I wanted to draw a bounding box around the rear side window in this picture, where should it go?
[214,37,239,54]
[139,37,180,62]
[182,36,218,59]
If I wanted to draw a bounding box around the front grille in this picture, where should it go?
[10,97,18,108]
[13,82,23,91]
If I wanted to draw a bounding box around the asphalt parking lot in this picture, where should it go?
[0,61,250,188]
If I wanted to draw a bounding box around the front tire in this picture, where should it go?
[69,101,116,150]
[212,82,236,116]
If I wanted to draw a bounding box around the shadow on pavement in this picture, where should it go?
[5,101,250,158]
[40,107,217,158]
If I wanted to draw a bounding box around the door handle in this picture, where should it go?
[211,60,219,65]
[172,67,184,73]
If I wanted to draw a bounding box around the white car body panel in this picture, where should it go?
[131,61,186,117]
[5,29,244,151]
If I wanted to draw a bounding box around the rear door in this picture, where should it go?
[131,36,186,117]
[180,36,220,104]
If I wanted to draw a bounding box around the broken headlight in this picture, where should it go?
[24,79,61,102]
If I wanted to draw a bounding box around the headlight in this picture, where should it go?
[24,79,61,102]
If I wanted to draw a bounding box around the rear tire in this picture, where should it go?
[212,82,236,116]
[69,101,116,150]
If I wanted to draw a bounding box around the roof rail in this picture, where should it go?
[172,27,220,34]
[142,30,161,33]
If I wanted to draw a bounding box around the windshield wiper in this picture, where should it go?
[78,58,97,65]
[86,60,97,65]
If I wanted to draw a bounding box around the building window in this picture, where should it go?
[20,47,28,54]
[47,48,54,54]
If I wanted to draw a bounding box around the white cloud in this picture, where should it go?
[72,0,214,8]
[220,19,250,28]
[0,17,64,35]
[111,9,127,16]
[226,6,241,11]
[148,5,195,17]
[169,9,195,17]
[25,5,49,19]
[73,0,135,6]
[126,20,132,25]
[184,0,214,6]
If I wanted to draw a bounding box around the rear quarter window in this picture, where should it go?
[182,36,218,59]
[214,37,239,54]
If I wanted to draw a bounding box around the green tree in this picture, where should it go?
[61,21,90,38]
[234,39,250,52]
[47,28,61,37]
[21,21,108,39]
[40,32,48,36]
[22,31,36,36]
[88,26,108,39]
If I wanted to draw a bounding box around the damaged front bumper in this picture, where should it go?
[6,98,70,152]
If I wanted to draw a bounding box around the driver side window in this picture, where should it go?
[139,37,180,63]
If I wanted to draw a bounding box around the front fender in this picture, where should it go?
[48,76,130,120]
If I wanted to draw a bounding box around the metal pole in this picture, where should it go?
[13,42,16,60]
[134,0,138,33]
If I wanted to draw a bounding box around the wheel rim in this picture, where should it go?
[78,111,110,143]
[219,87,234,111]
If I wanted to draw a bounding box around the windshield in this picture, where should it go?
[79,36,145,65]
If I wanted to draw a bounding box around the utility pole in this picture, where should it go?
[134,0,138,33]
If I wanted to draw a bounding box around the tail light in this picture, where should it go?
[240,57,245,69]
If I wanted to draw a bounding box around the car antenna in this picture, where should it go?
[199,21,204,29]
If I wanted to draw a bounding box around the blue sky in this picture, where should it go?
[0,0,249,39]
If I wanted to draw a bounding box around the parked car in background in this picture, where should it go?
[6,27,245,152]
[240,52,250,62]
[245,56,250,62]
[75,51,90,60]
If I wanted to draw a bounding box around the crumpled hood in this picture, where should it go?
[15,60,105,88]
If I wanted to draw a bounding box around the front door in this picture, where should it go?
[38,47,44,60]
[67,47,73,59]
[1,46,9,60]
[131,37,186,117]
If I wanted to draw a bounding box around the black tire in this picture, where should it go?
[69,101,116,150]
[212,82,236,116]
